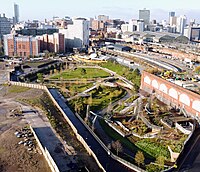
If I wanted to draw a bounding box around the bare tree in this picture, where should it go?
[112,140,123,155]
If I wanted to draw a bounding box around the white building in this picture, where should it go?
[128,19,137,32]
[121,24,129,33]
[0,14,11,37]
[59,18,89,50]
[176,15,187,35]
[137,20,144,32]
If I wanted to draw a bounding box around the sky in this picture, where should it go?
[0,0,200,23]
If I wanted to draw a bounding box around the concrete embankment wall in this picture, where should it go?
[30,125,60,172]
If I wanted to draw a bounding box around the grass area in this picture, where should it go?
[101,61,126,76]
[69,86,127,117]
[113,95,138,113]
[135,139,170,160]
[50,68,110,80]
[101,61,141,89]
[24,60,51,68]
[89,86,126,111]
[99,119,139,151]
[98,119,154,164]
[67,83,93,96]
[8,85,30,93]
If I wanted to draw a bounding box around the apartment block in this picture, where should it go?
[4,34,40,57]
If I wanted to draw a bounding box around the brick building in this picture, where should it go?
[4,34,40,57]
[141,71,200,118]
[36,33,65,53]
[4,33,65,57]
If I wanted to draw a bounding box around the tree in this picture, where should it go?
[135,151,145,166]
[111,140,123,155]
[155,156,165,170]
[37,73,43,83]
[133,68,140,76]
[195,66,200,74]
[81,68,87,75]
[146,163,160,172]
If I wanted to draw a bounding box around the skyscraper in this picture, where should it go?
[169,12,175,18]
[169,12,175,24]
[14,3,19,24]
[139,8,150,25]
[176,15,187,35]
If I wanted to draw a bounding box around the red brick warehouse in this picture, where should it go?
[141,71,200,118]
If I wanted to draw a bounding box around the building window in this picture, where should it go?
[11,45,14,49]
[18,44,21,49]
[20,52,22,56]
[22,45,25,49]
[24,52,26,56]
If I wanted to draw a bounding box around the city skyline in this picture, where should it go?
[0,0,200,22]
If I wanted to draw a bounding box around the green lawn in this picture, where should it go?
[101,61,141,88]
[101,61,127,76]
[67,83,93,96]
[98,119,154,162]
[135,139,170,159]
[69,86,126,114]
[89,86,126,111]
[8,85,30,93]
[50,68,110,80]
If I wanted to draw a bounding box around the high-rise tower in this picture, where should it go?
[139,8,150,25]
[14,3,19,24]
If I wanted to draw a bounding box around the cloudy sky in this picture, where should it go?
[0,0,200,23]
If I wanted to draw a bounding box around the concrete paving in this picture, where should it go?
[21,105,73,172]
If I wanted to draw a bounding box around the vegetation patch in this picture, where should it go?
[135,139,170,159]
[101,61,141,89]
[50,68,110,80]
[8,85,30,94]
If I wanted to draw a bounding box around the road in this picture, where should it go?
[49,88,134,172]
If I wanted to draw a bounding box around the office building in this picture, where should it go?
[184,27,200,42]
[176,15,187,35]
[0,14,11,37]
[121,24,129,33]
[14,3,19,24]
[169,12,175,22]
[170,16,177,26]
[59,18,89,50]
[128,19,137,32]
[137,20,144,32]
[139,8,150,25]
[98,15,109,22]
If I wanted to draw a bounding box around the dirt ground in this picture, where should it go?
[0,91,50,172]
[0,126,50,172]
